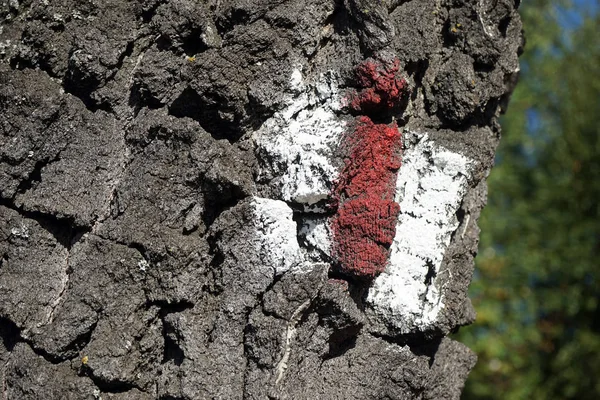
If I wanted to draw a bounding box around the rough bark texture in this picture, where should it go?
[0,0,521,399]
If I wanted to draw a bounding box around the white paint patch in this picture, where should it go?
[251,197,303,275]
[299,216,331,256]
[253,68,345,207]
[366,132,473,333]
[289,67,304,91]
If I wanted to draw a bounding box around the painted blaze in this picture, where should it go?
[253,60,474,331]
[332,59,408,279]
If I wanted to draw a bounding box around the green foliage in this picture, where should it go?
[456,1,600,398]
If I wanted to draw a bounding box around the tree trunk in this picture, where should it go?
[0,0,522,398]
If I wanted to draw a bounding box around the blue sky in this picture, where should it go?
[557,0,599,30]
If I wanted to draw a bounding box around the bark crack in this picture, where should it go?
[43,250,72,326]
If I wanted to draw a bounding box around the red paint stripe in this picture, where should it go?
[332,58,407,279]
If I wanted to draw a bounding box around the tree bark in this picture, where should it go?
[0,0,522,398]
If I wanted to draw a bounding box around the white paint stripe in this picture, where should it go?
[251,197,302,275]
[254,69,345,206]
[366,132,473,332]
[251,196,321,275]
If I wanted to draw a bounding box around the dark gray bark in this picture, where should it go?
[0,0,521,398]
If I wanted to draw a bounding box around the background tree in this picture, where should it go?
[457,0,600,398]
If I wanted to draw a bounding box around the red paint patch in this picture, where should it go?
[332,58,407,279]
[332,117,402,278]
[348,59,407,113]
